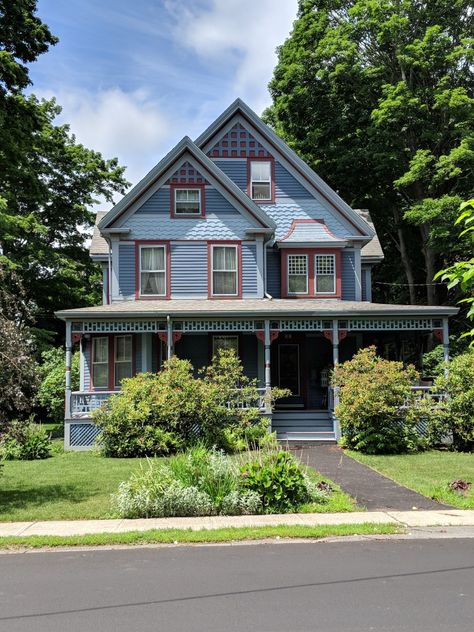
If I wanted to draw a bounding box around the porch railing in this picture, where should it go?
[70,391,116,418]
[70,387,269,418]
[327,385,446,413]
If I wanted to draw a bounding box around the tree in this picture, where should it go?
[435,199,474,342]
[265,0,474,305]
[0,1,129,341]
[37,347,80,423]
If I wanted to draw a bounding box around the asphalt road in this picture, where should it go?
[1,538,474,631]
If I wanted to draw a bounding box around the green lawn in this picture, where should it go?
[347,449,474,509]
[0,448,356,522]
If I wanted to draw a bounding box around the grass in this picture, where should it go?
[0,447,357,522]
[0,523,401,550]
[347,449,474,509]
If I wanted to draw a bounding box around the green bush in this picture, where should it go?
[0,419,52,460]
[37,348,80,423]
[112,446,326,518]
[431,350,474,451]
[422,337,468,377]
[333,346,425,454]
[95,351,287,458]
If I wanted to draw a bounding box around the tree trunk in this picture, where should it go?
[393,208,417,304]
[420,225,438,305]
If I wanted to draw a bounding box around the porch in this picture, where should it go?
[59,303,454,450]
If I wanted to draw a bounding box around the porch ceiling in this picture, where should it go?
[55,298,458,320]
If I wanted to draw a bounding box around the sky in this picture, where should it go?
[31,0,299,190]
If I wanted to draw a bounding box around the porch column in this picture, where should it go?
[332,319,341,441]
[264,319,272,414]
[65,321,72,420]
[442,317,450,378]
[167,317,173,359]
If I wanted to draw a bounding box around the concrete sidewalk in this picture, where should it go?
[2,509,474,537]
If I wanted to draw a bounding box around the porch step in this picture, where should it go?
[272,410,332,430]
[277,430,336,443]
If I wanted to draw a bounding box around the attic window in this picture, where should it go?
[250,160,272,201]
[175,188,201,215]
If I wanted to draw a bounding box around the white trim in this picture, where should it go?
[139,244,167,298]
[114,334,133,388]
[211,244,239,297]
[287,254,308,295]
[314,253,337,296]
[278,344,300,396]
[174,187,202,216]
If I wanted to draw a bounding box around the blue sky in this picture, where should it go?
[32,0,298,188]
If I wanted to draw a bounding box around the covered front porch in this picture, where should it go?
[57,300,454,450]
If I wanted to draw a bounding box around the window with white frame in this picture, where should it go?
[92,337,108,388]
[211,245,238,296]
[212,335,239,357]
[287,254,308,294]
[250,161,271,200]
[140,246,166,296]
[114,335,132,387]
[174,188,201,215]
[315,254,336,294]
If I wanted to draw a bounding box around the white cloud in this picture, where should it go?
[166,0,298,114]
[39,87,174,190]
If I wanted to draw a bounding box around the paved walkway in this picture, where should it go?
[291,445,450,511]
[1,510,474,537]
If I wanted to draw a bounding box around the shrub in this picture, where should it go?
[0,419,52,460]
[422,337,468,377]
[431,350,474,451]
[95,351,287,457]
[240,450,322,513]
[37,348,80,423]
[332,346,424,454]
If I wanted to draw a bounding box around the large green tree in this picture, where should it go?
[265,0,474,305]
[0,1,128,341]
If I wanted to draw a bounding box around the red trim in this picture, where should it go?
[134,241,171,300]
[270,330,280,343]
[433,328,444,342]
[158,332,168,344]
[172,332,182,344]
[339,329,348,342]
[170,182,206,219]
[323,330,333,343]
[255,330,265,343]
[281,248,342,299]
[207,241,242,299]
[246,156,275,204]
[72,333,82,344]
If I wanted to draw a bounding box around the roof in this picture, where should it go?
[195,99,376,239]
[277,219,347,248]
[354,209,384,260]
[98,136,276,232]
[90,211,108,257]
[56,298,458,320]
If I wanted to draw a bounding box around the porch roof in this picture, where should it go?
[55,299,458,320]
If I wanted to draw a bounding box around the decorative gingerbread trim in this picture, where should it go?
[323,330,333,342]
[158,332,168,344]
[255,330,265,343]
[172,332,182,344]
[72,333,82,344]
[433,328,444,342]
[270,330,280,343]
[338,329,348,342]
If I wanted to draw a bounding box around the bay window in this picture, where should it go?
[140,245,166,296]
[287,254,308,294]
[315,254,336,294]
[114,335,133,387]
[92,337,108,388]
[250,160,272,201]
[211,245,238,296]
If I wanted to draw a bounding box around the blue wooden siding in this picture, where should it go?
[341,250,356,300]
[151,334,160,373]
[266,249,281,298]
[171,243,208,298]
[176,334,208,376]
[118,244,135,299]
[213,160,246,190]
[135,188,169,215]
[361,265,367,301]
[205,188,241,216]
[135,335,142,373]
[242,243,258,297]
[241,334,258,379]
[274,162,308,199]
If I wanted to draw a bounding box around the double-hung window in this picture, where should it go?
[92,337,108,388]
[212,335,239,356]
[315,254,336,294]
[250,161,272,201]
[140,246,166,296]
[211,245,238,296]
[287,254,308,294]
[175,188,201,215]
[114,335,132,387]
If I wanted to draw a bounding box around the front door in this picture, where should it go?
[275,340,305,409]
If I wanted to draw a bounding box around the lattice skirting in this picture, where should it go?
[69,423,102,448]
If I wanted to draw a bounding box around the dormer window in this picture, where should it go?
[287,254,308,294]
[175,188,201,215]
[250,160,272,201]
[315,254,336,294]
